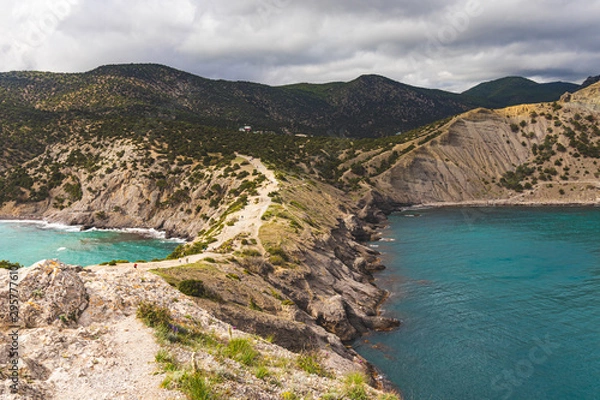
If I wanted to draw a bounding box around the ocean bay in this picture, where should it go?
[0,220,181,267]
[356,207,600,400]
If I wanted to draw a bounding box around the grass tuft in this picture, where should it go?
[296,352,331,377]
[343,372,369,400]
[223,338,259,366]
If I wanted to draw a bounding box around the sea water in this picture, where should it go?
[355,208,600,400]
[0,220,181,267]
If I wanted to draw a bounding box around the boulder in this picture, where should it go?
[0,260,89,329]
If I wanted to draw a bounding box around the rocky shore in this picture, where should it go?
[0,157,403,399]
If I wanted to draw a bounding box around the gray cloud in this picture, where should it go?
[1,0,598,92]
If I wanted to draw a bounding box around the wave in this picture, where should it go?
[40,222,84,232]
[83,227,187,242]
[1,219,186,242]
[0,219,83,232]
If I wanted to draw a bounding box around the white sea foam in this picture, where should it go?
[40,222,83,232]
[57,247,67,252]
[83,227,186,242]
[1,219,186,242]
[0,219,83,232]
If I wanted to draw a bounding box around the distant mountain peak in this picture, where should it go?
[580,75,600,89]
[462,76,579,107]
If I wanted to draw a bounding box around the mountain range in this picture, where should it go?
[0,63,594,139]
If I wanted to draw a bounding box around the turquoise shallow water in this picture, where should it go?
[0,221,180,266]
[355,208,600,400]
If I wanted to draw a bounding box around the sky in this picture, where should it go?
[1,0,599,92]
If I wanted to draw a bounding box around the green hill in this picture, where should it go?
[462,76,578,107]
[0,64,478,140]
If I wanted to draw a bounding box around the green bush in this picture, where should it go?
[0,260,23,270]
[99,259,129,266]
[180,372,216,400]
[136,302,171,329]
[178,280,207,298]
[269,255,286,266]
[344,373,369,400]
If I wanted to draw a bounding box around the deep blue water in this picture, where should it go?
[355,208,600,400]
[0,220,180,267]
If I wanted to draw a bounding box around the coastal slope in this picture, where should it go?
[367,81,600,206]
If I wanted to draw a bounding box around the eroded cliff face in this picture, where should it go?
[373,82,600,205]
[0,144,399,368]
[0,141,268,239]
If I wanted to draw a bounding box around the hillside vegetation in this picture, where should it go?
[462,76,579,107]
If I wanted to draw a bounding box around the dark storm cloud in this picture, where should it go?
[1,0,598,91]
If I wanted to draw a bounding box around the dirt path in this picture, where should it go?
[51,316,183,400]
[207,155,278,253]
[88,155,278,273]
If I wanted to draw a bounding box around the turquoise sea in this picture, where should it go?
[355,208,600,400]
[0,220,181,267]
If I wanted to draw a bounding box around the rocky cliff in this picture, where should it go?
[0,152,401,399]
[370,81,600,206]
[0,260,399,399]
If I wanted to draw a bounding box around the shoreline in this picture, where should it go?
[8,196,600,397]
[399,199,600,212]
[356,197,600,395]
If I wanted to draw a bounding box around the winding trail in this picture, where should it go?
[89,155,278,273]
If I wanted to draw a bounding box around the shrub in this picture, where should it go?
[248,298,262,311]
[267,246,288,261]
[136,302,171,329]
[242,249,261,257]
[0,260,23,270]
[254,366,269,380]
[344,373,369,400]
[178,280,206,298]
[100,259,129,266]
[181,372,215,400]
[269,255,286,266]
[378,393,400,400]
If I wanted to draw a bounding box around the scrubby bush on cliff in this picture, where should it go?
[178,279,207,298]
[137,301,171,328]
[343,372,369,400]
[0,260,23,270]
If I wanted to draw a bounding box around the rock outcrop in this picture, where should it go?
[0,260,397,399]
[0,261,88,330]
[373,82,600,205]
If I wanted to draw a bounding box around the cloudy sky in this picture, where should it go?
[1,0,599,92]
